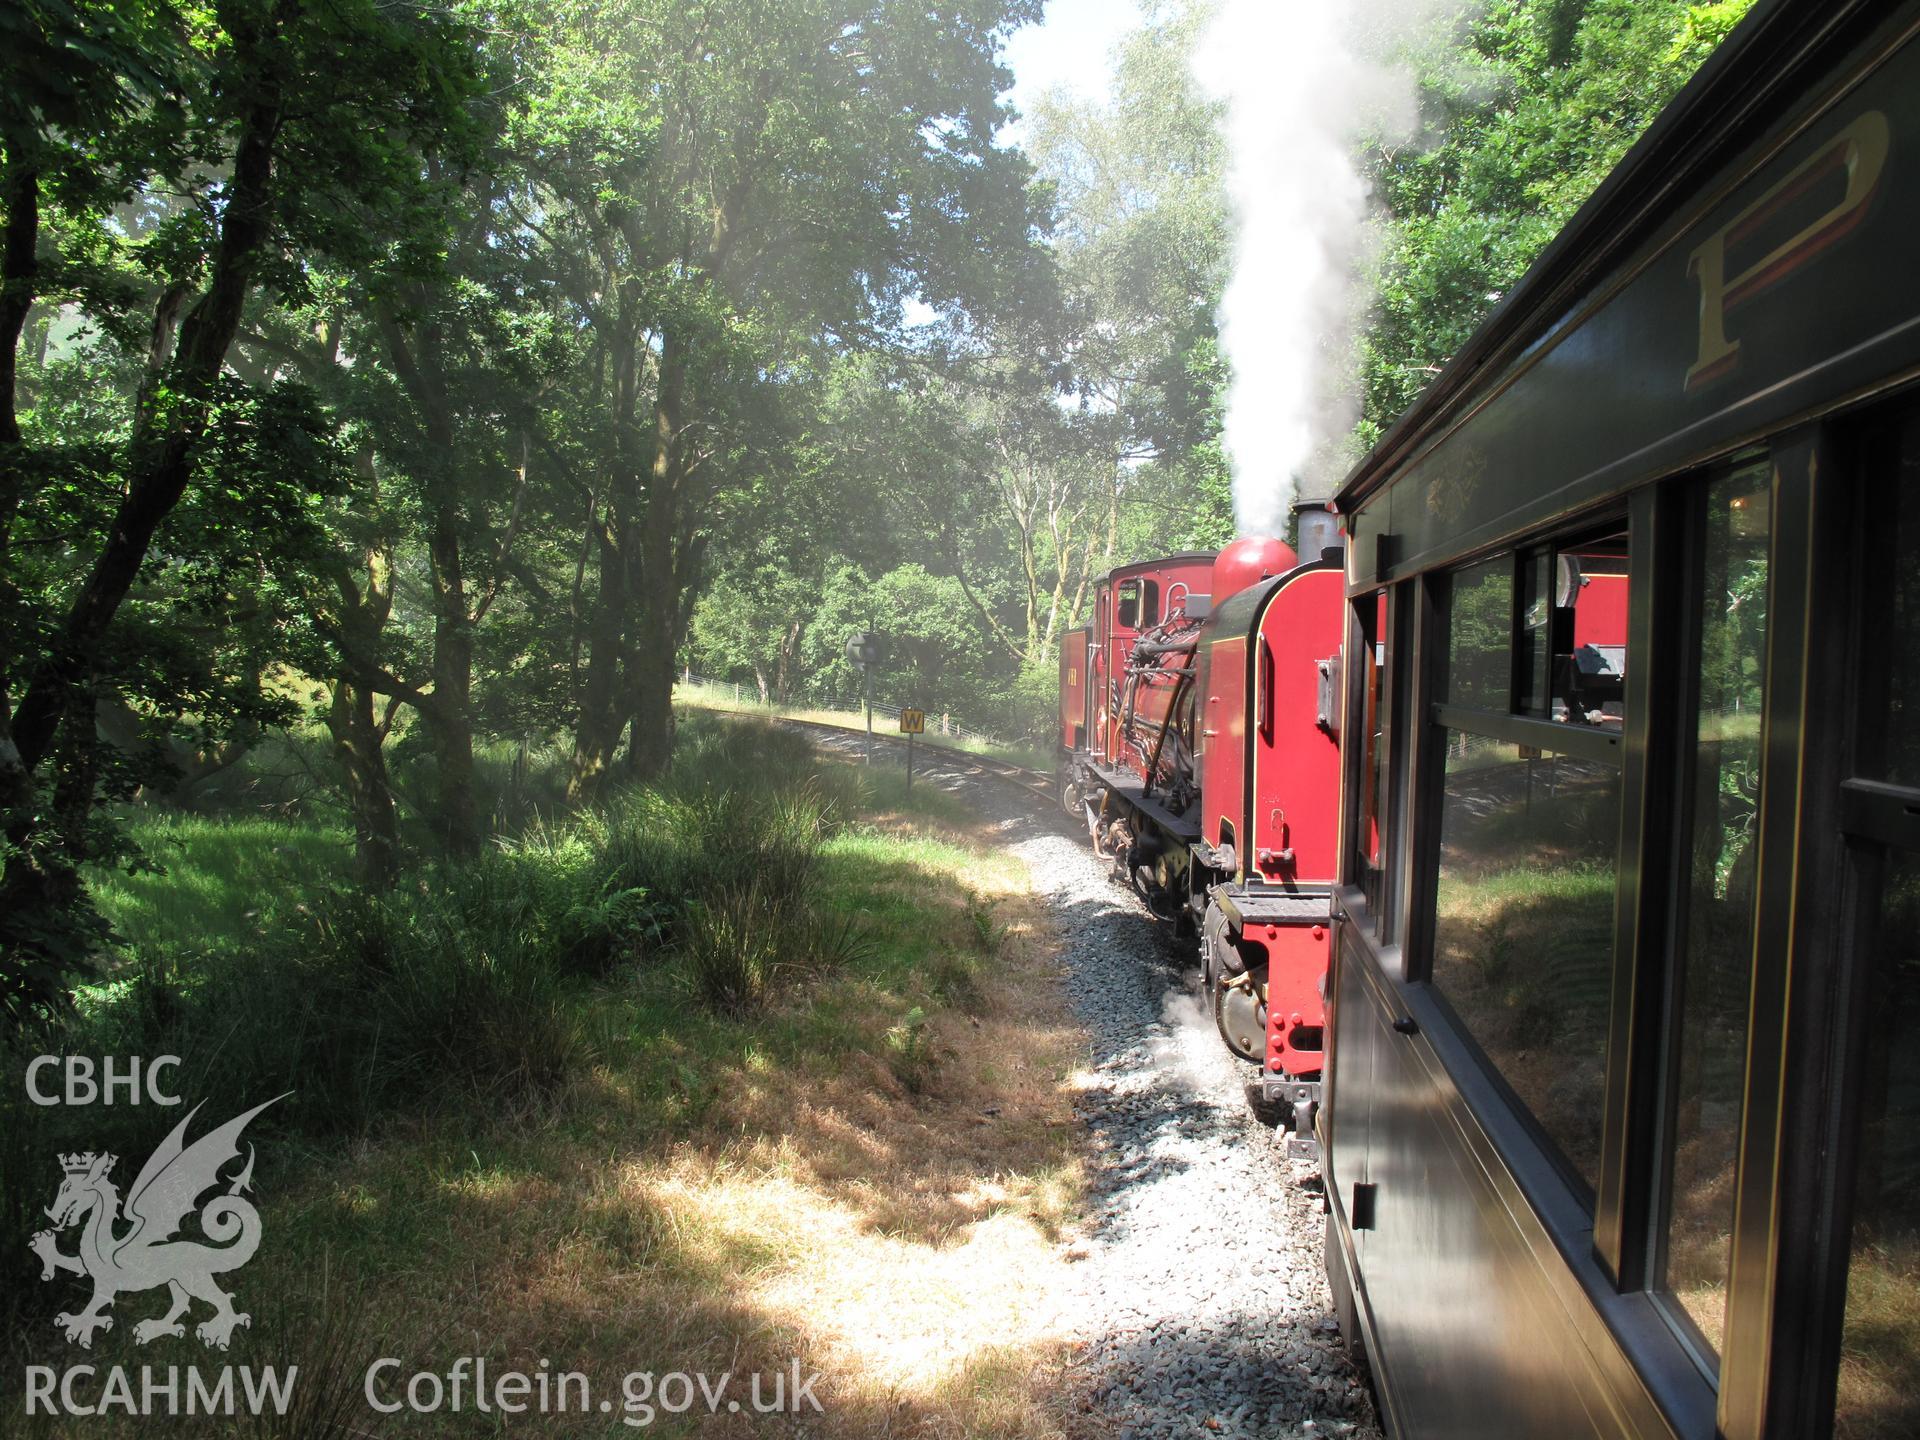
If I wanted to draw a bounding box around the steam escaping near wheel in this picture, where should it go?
[1193,0,1474,538]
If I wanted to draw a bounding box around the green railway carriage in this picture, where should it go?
[1322,2,1920,1436]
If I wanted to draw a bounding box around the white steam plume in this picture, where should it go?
[1194,1,1462,538]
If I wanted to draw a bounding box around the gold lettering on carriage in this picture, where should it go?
[1685,109,1889,390]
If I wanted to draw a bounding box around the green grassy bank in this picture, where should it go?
[2,714,1083,1438]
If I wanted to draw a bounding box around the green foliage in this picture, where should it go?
[1357,0,1760,443]
[796,562,1002,715]
[0,0,1768,1021]
[885,1003,937,1093]
[989,650,1066,744]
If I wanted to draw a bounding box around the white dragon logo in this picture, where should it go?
[29,1095,285,1350]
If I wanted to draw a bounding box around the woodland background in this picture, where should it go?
[0,0,1750,1010]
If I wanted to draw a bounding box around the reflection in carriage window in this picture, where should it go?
[1358,591,1390,928]
[1447,557,1513,711]
[1552,534,1629,726]
[1516,548,1552,717]
[1515,532,1629,726]
[1835,850,1920,1439]
[1657,464,1771,1366]
[1430,734,1622,1202]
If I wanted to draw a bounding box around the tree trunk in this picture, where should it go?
[0,143,41,819]
[567,519,629,804]
[425,500,478,851]
[374,309,478,854]
[774,619,801,702]
[620,331,692,782]
[324,465,400,888]
[328,676,399,890]
[624,626,679,781]
[0,144,38,541]
[9,82,279,778]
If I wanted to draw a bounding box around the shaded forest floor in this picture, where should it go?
[3,717,1088,1437]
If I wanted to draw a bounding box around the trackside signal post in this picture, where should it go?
[900,706,925,790]
[845,632,883,764]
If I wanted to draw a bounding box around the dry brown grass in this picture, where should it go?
[11,796,1089,1440]
[1836,1233,1920,1440]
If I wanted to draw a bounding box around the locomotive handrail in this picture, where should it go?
[1140,669,1193,804]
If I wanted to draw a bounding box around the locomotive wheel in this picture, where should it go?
[1213,962,1268,1064]
[1203,902,1266,1063]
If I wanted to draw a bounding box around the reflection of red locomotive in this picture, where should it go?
[1058,501,1347,1156]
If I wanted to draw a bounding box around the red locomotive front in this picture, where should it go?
[1193,522,1344,1144]
[1057,505,1345,1153]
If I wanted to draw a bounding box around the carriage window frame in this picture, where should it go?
[1638,459,1776,1381]
[1814,407,1920,1440]
[1418,520,1631,1213]
[1350,587,1397,939]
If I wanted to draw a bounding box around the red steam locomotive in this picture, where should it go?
[1056,501,1346,1156]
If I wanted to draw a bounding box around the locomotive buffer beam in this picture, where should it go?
[1207,883,1328,1158]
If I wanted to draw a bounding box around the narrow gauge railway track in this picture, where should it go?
[734,705,1378,1436]
[735,712,1058,806]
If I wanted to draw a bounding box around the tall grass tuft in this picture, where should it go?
[682,880,785,1014]
[665,765,870,1014]
[230,1268,395,1440]
[48,715,870,1136]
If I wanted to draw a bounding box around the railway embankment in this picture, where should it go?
[8,717,1080,1437]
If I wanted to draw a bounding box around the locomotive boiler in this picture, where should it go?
[1058,502,1345,1153]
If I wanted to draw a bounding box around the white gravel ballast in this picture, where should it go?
[997,807,1381,1440]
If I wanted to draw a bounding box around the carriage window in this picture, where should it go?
[1432,540,1630,1201]
[1357,590,1390,927]
[1430,733,1621,1200]
[1834,420,1920,1437]
[1835,848,1920,1439]
[1446,557,1512,710]
[1889,443,1920,789]
[1657,464,1771,1365]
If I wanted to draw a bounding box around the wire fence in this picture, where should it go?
[674,669,1039,761]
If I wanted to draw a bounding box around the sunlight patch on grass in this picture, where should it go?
[86,811,351,960]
